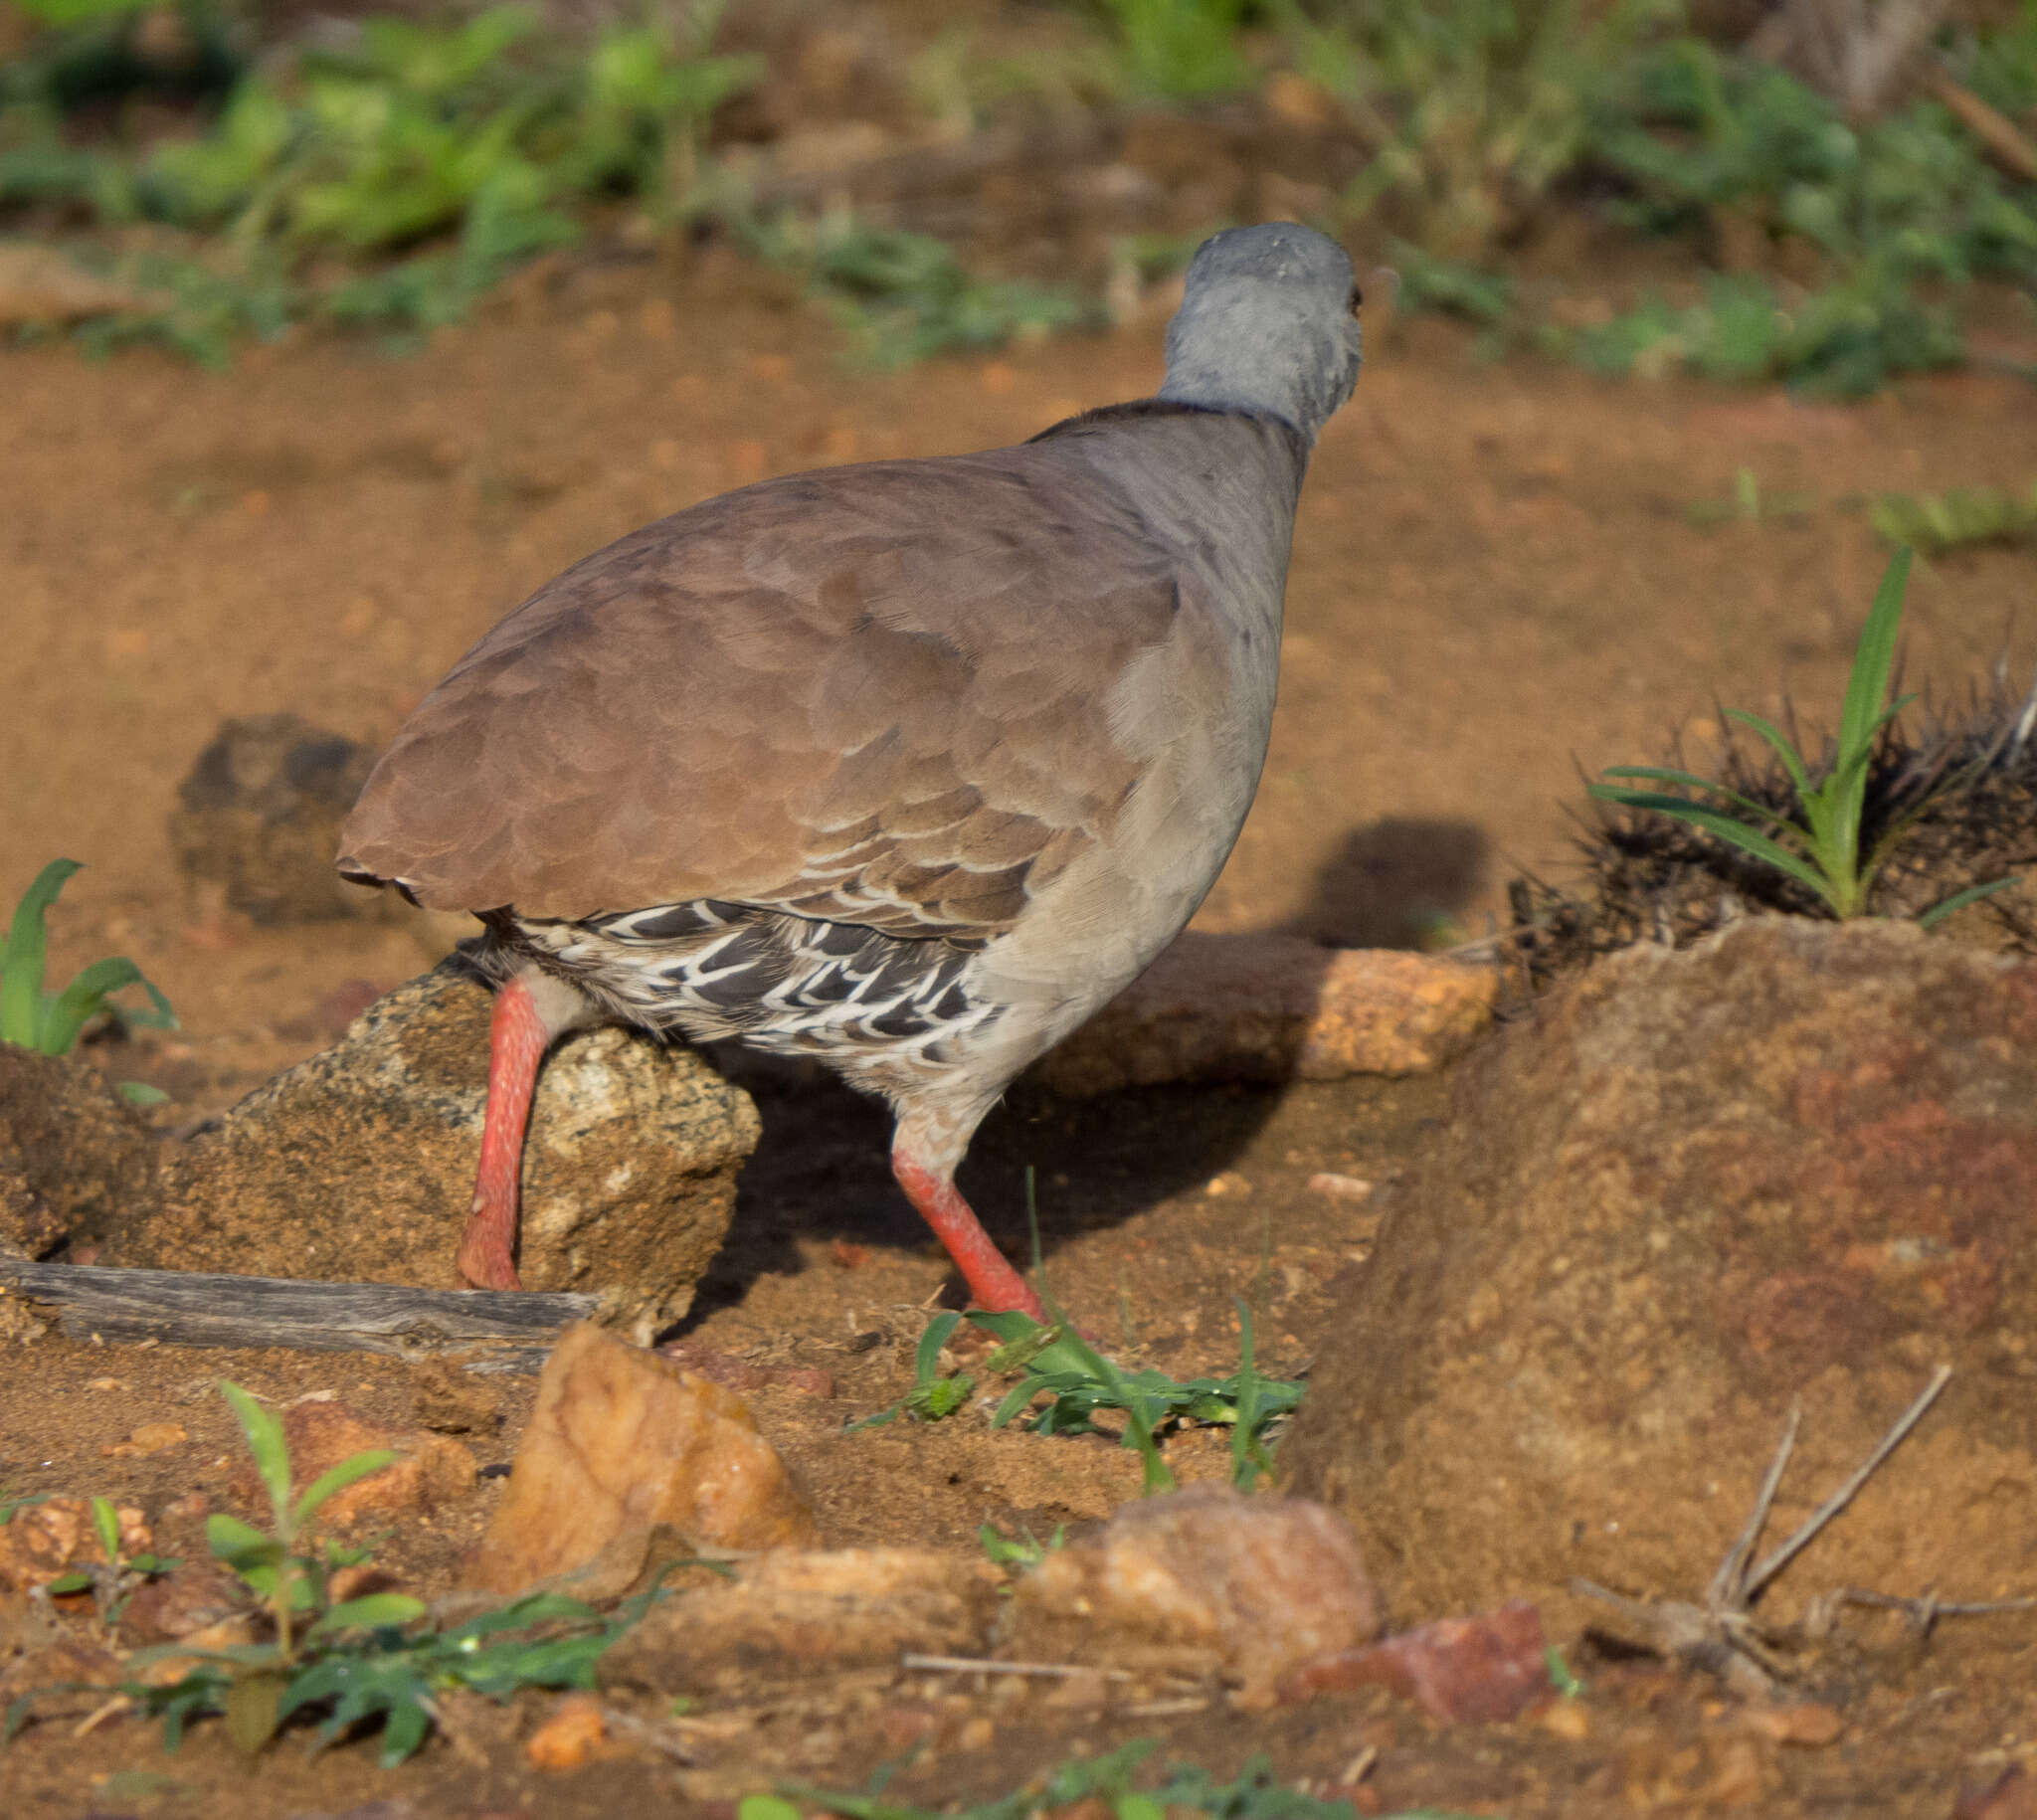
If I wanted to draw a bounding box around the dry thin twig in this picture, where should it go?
[1574,1366,1996,1696]
[899,1653,1134,1681]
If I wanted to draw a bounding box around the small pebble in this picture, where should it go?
[1307,1173,1375,1201]
[1204,1171,1252,1197]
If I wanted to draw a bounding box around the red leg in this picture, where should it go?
[458,975,551,1291]
[892,1147,1044,1320]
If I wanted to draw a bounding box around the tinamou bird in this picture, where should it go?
[336,222,1362,1319]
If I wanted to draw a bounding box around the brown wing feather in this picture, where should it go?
[336,449,1183,936]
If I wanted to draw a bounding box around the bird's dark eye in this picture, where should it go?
[1349,283,1364,314]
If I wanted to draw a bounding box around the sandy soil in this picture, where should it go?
[4,223,2037,1817]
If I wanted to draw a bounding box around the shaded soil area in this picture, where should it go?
[4,188,2037,1815]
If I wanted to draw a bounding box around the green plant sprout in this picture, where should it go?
[1,859,175,1060]
[1686,465,1817,527]
[1870,481,2037,555]
[1589,549,2018,925]
[5,1379,662,1764]
[977,1521,1067,1573]
[41,1494,178,1628]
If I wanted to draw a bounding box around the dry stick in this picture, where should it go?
[1740,1365,1951,1605]
[1708,1401,1802,1612]
[899,1653,1134,1681]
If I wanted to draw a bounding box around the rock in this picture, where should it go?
[168,714,380,926]
[116,1559,247,1646]
[1279,918,2037,1624]
[0,1046,158,1257]
[0,1497,148,1591]
[602,1547,998,1691]
[135,963,760,1339]
[1010,1484,1380,1708]
[410,1357,502,1435]
[1276,1600,1550,1721]
[465,1323,818,1599]
[231,1400,475,1529]
[525,1694,610,1770]
[1031,933,1495,1096]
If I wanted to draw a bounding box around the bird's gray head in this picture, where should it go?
[1158,223,1361,442]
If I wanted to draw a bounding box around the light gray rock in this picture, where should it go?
[132,961,760,1340]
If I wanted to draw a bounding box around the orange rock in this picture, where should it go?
[100,1420,187,1458]
[524,1693,608,1770]
[230,1401,475,1529]
[0,1498,148,1590]
[601,1547,999,1691]
[1015,1485,1380,1709]
[1032,934,1495,1095]
[464,1322,819,1598]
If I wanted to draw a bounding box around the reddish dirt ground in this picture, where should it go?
[4,232,2037,1817]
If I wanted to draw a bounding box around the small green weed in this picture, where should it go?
[1870,481,2037,555]
[1092,0,1253,100]
[855,1294,1300,1495]
[41,1494,178,1627]
[1553,268,1963,397]
[1,859,174,1101]
[968,1298,1301,1493]
[978,1520,1066,1573]
[4,1379,658,1764]
[1590,548,2018,924]
[1686,465,1817,527]
[773,1737,1371,1820]
[739,208,1096,369]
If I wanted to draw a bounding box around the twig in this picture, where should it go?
[71,1694,129,1738]
[899,1653,1133,1681]
[1574,1367,1958,1695]
[1741,1365,1950,1602]
[1841,1587,2035,1635]
[1709,1401,1800,1611]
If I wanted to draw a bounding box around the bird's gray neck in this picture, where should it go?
[1158,276,1360,444]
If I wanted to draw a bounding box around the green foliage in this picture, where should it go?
[1092,0,1253,100]
[1685,465,1816,526]
[780,1738,1367,1820]
[0,860,174,1061]
[849,1309,976,1429]
[1287,0,1674,258]
[5,1378,658,1765]
[740,209,1095,369]
[1588,36,2037,290]
[978,1521,1066,1571]
[966,1298,1302,1494]
[1870,480,2037,554]
[2,2,759,350]
[1552,267,1962,396]
[1590,549,2018,924]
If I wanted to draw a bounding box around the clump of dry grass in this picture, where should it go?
[1509,664,2037,988]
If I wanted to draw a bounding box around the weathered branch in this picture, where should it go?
[0,1259,595,1363]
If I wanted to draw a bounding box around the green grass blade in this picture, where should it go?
[1838,548,1910,762]
[303,1592,428,1640]
[0,859,81,1050]
[1597,763,1800,829]
[911,1312,961,1388]
[1918,876,2022,929]
[1720,710,1814,801]
[217,1381,293,1533]
[1588,793,1838,908]
[91,1496,122,1564]
[292,1449,396,1529]
[37,957,171,1057]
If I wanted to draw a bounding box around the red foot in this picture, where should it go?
[891,1149,1045,1320]
[458,976,549,1291]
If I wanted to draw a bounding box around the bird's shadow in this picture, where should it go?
[670,814,1489,1336]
